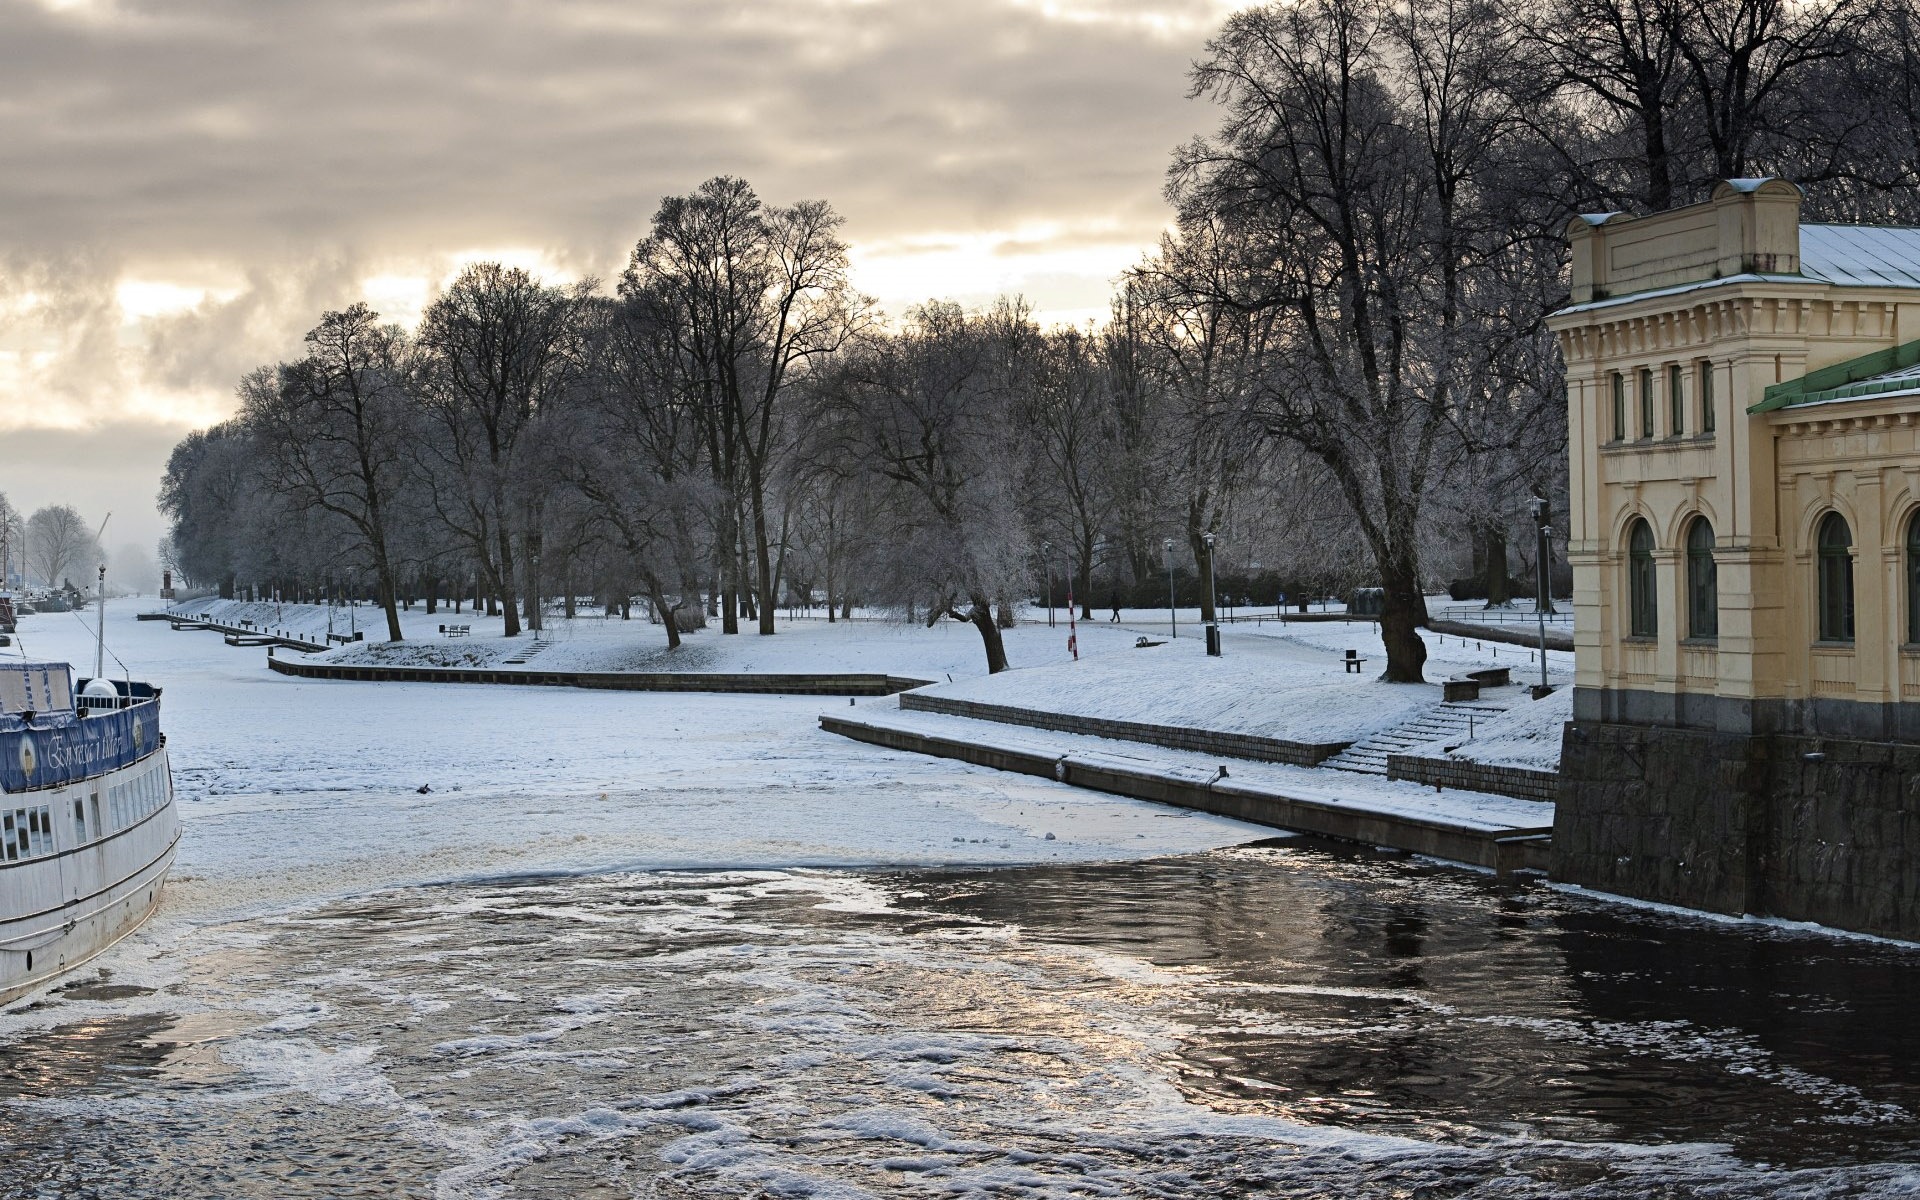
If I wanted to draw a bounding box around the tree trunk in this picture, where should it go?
[1481,522,1510,608]
[753,485,777,635]
[966,598,1009,673]
[376,571,403,643]
[1378,554,1429,683]
[494,523,521,637]
[647,579,681,649]
[996,601,1016,630]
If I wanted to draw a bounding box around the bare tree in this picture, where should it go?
[26,504,98,592]
[1175,0,1530,681]
[0,493,24,588]
[828,302,1028,673]
[242,304,414,641]
[623,176,867,637]
[416,263,588,638]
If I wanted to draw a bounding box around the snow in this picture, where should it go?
[847,703,1555,834]
[915,633,1441,744]
[6,605,1268,933]
[171,597,1166,680]
[1405,687,1573,772]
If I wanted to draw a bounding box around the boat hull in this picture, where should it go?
[0,746,179,1006]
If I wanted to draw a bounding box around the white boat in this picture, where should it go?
[0,659,178,1005]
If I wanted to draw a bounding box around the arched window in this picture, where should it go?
[1907,514,1920,644]
[1817,512,1855,643]
[1628,518,1657,638]
[1686,518,1717,640]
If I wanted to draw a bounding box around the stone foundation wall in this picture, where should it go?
[1385,754,1559,802]
[1555,721,1920,938]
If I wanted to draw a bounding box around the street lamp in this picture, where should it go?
[1530,497,1553,697]
[1042,540,1055,628]
[1202,530,1221,657]
[1163,538,1176,639]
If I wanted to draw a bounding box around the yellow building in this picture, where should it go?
[1555,177,1920,738]
[1549,179,1920,934]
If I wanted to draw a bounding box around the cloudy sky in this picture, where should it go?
[0,0,1251,553]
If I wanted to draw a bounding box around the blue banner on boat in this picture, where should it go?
[0,702,162,793]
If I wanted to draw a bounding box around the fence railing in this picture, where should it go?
[1433,603,1573,626]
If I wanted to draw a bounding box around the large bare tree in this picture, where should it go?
[416,263,588,638]
[622,176,866,636]
[25,504,98,592]
[242,304,414,642]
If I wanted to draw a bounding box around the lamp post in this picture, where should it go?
[1042,540,1054,628]
[1202,530,1221,657]
[1531,497,1553,697]
[1163,538,1176,639]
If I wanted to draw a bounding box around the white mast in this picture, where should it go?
[92,512,111,683]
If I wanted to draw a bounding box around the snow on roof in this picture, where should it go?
[1800,225,1920,289]
[1555,223,1920,318]
[0,661,72,714]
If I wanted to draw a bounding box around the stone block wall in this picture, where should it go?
[1385,754,1559,802]
[1554,721,1920,939]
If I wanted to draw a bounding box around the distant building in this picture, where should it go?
[1549,179,1920,936]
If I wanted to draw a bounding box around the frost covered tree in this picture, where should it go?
[242,304,415,642]
[825,301,1029,673]
[1170,0,1541,682]
[415,263,589,638]
[621,176,868,637]
[25,504,99,592]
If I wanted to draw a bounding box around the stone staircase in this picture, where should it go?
[1322,695,1518,776]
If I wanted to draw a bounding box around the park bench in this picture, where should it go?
[440,624,472,638]
[328,631,364,645]
[1343,648,1368,674]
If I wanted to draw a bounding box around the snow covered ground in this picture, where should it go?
[914,634,1437,745]
[12,605,1266,931]
[912,617,1574,749]
[172,597,1161,679]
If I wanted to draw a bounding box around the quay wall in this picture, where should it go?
[266,655,930,697]
[1556,722,1920,939]
[1385,754,1560,803]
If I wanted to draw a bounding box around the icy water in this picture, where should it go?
[6,841,1920,1197]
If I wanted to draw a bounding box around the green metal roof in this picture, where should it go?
[1750,338,1920,413]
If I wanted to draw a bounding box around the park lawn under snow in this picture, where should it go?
[915,618,1577,748]
[914,633,1441,745]
[169,597,1152,680]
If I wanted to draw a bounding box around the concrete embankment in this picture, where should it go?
[824,707,1553,874]
[266,654,931,696]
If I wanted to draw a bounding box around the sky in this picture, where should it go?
[0,0,1257,555]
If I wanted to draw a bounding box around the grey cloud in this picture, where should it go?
[0,0,1236,535]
